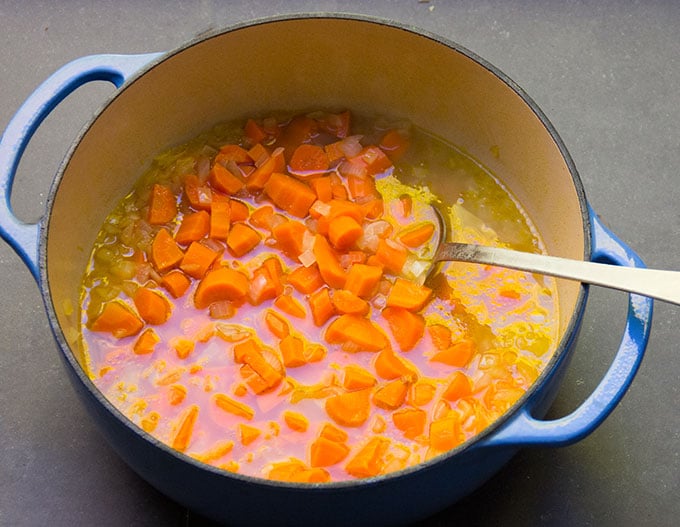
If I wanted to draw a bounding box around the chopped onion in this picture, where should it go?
[357,220,391,252]
[209,301,236,320]
[401,256,430,284]
[339,135,364,158]
[215,323,251,342]
[310,200,331,217]
[298,248,316,268]
[195,156,211,179]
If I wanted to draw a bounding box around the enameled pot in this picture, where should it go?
[0,14,652,527]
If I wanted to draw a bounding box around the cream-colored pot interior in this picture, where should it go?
[46,16,586,364]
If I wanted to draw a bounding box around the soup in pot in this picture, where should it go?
[79,110,558,482]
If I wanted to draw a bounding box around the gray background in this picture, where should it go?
[1,1,679,526]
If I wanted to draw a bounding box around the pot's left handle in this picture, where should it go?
[482,206,653,448]
[0,52,163,282]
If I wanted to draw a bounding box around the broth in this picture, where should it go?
[79,110,558,482]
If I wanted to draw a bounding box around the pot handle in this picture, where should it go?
[0,52,163,281]
[482,206,653,448]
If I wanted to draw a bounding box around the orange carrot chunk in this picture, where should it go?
[342,365,377,390]
[373,378,410,410]
[392,407,427,439]
[324,314,388,352]
[373,239,408,275]
[288,264,325,294]
[328,215,363,250]
[239,423,261,446]
[213,393,255,420]
[194,267,249,309]
[429,414,463,452]
[161,270,191,299]
[174,210,210,245]
[386,278,432,312]
[209,162,245,195]
[319,422,349,443]
[289,143,330,175]
[264,172,317,218]
[308,287,336,327]
[397,222,436,248]
[267,459,331,483]
[133,286,172,325]
[331,289,370,316]
[148,183,177,225]
[264,309,291,339]
[431,339,476,368]
[381,306,425,352]
[345,436,390,478]
[310,436,350,467]
[374,348,418,380]
[209,200,231,240]
[279,334,307,368]
[274,294,307,319]
[171,405,199,452]
[442,370,473,402]
[227,223,261,257]
[313,234,346,289]
[344,263,383,299]
[272,220,307,258]
[133,327,160,355]
[151,228,184,273]
[325,388,372,427]
[283,410,309,432]
[179,241,220,279]
[90,300,144,338]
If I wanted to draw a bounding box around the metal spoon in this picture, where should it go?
[425,208,680,305]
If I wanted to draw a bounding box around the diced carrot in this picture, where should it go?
[344,436,390,478]
[374,239,408,275]
[331,289,369,316]
[245,149,278,191]
[264,172,317,218]
[171,336,194,359]
[229,199,249,222]
[408,380,437,407]
[373,348,418,380]
[309,176,333,202]
[272,220,307,258]
[442,371,473,402]
[308,287,335,326]
[161,269,191,299]
[277,115,317,159]
[227,223,261,257]
[428,324,452,350]
[148,183,177,225]
[347,173,377,201]
[288,264,324,294]
[429,414,463,452]
[190,440,235,464]
[325,388,372,427]
[179,241,220,279]
[238,344,284,394]
[210,162,245,195]
[373,378,409,410]
[168,383,187,406]
[328,215,363,250]
[244,119,267,145]
[248,143,269,166]
[140,412,160,433]
[213,392,255,420]
[386,278,432,312]
[319,422,349,443]
[361,198,384,220]
[216,143,251,164]
[324,314,388,352]
[431,339,476,367]
[239,423,261,446]
[184,174,212,210]
[342,364,376,390]
[151,228,184,272]
[283,410,309,432]
[249,204,275,230]
[289,144,330,175]
[381,306,425,352]
[156,368,184,386]
[344,263,383,299]
[209,200,231,240]
[267,459,330,483]
[194,267,249,309]
[133,327,160,355]
[379,129,410,161]
[356,145,393,175]
[313,234,346,289]
[304,344,326,363]
[133,286,172,325]
[174,210,210,245]
[392,408,426,439]
[310,436,350,467]
[90,300,144,338]
[171,405,199,452]
[274,294,306,319]
[316,110,351,138]
[279,334,306,367]
[248,260,283,306]
[233,338,261,364]
[397,222,435,248]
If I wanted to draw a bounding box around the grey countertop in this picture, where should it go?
[1,1,679,526]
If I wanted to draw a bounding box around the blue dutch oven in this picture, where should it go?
[0,15,652,527]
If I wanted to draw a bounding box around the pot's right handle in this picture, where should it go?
[483,206,653,448]
[0,52,162,282]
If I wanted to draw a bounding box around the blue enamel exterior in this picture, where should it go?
[0,19,653,526]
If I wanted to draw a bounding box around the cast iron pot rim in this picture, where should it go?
[40,12,591,491]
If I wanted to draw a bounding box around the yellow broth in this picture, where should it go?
[79,110,558,482]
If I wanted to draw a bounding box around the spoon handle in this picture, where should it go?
[435,242,680,305]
